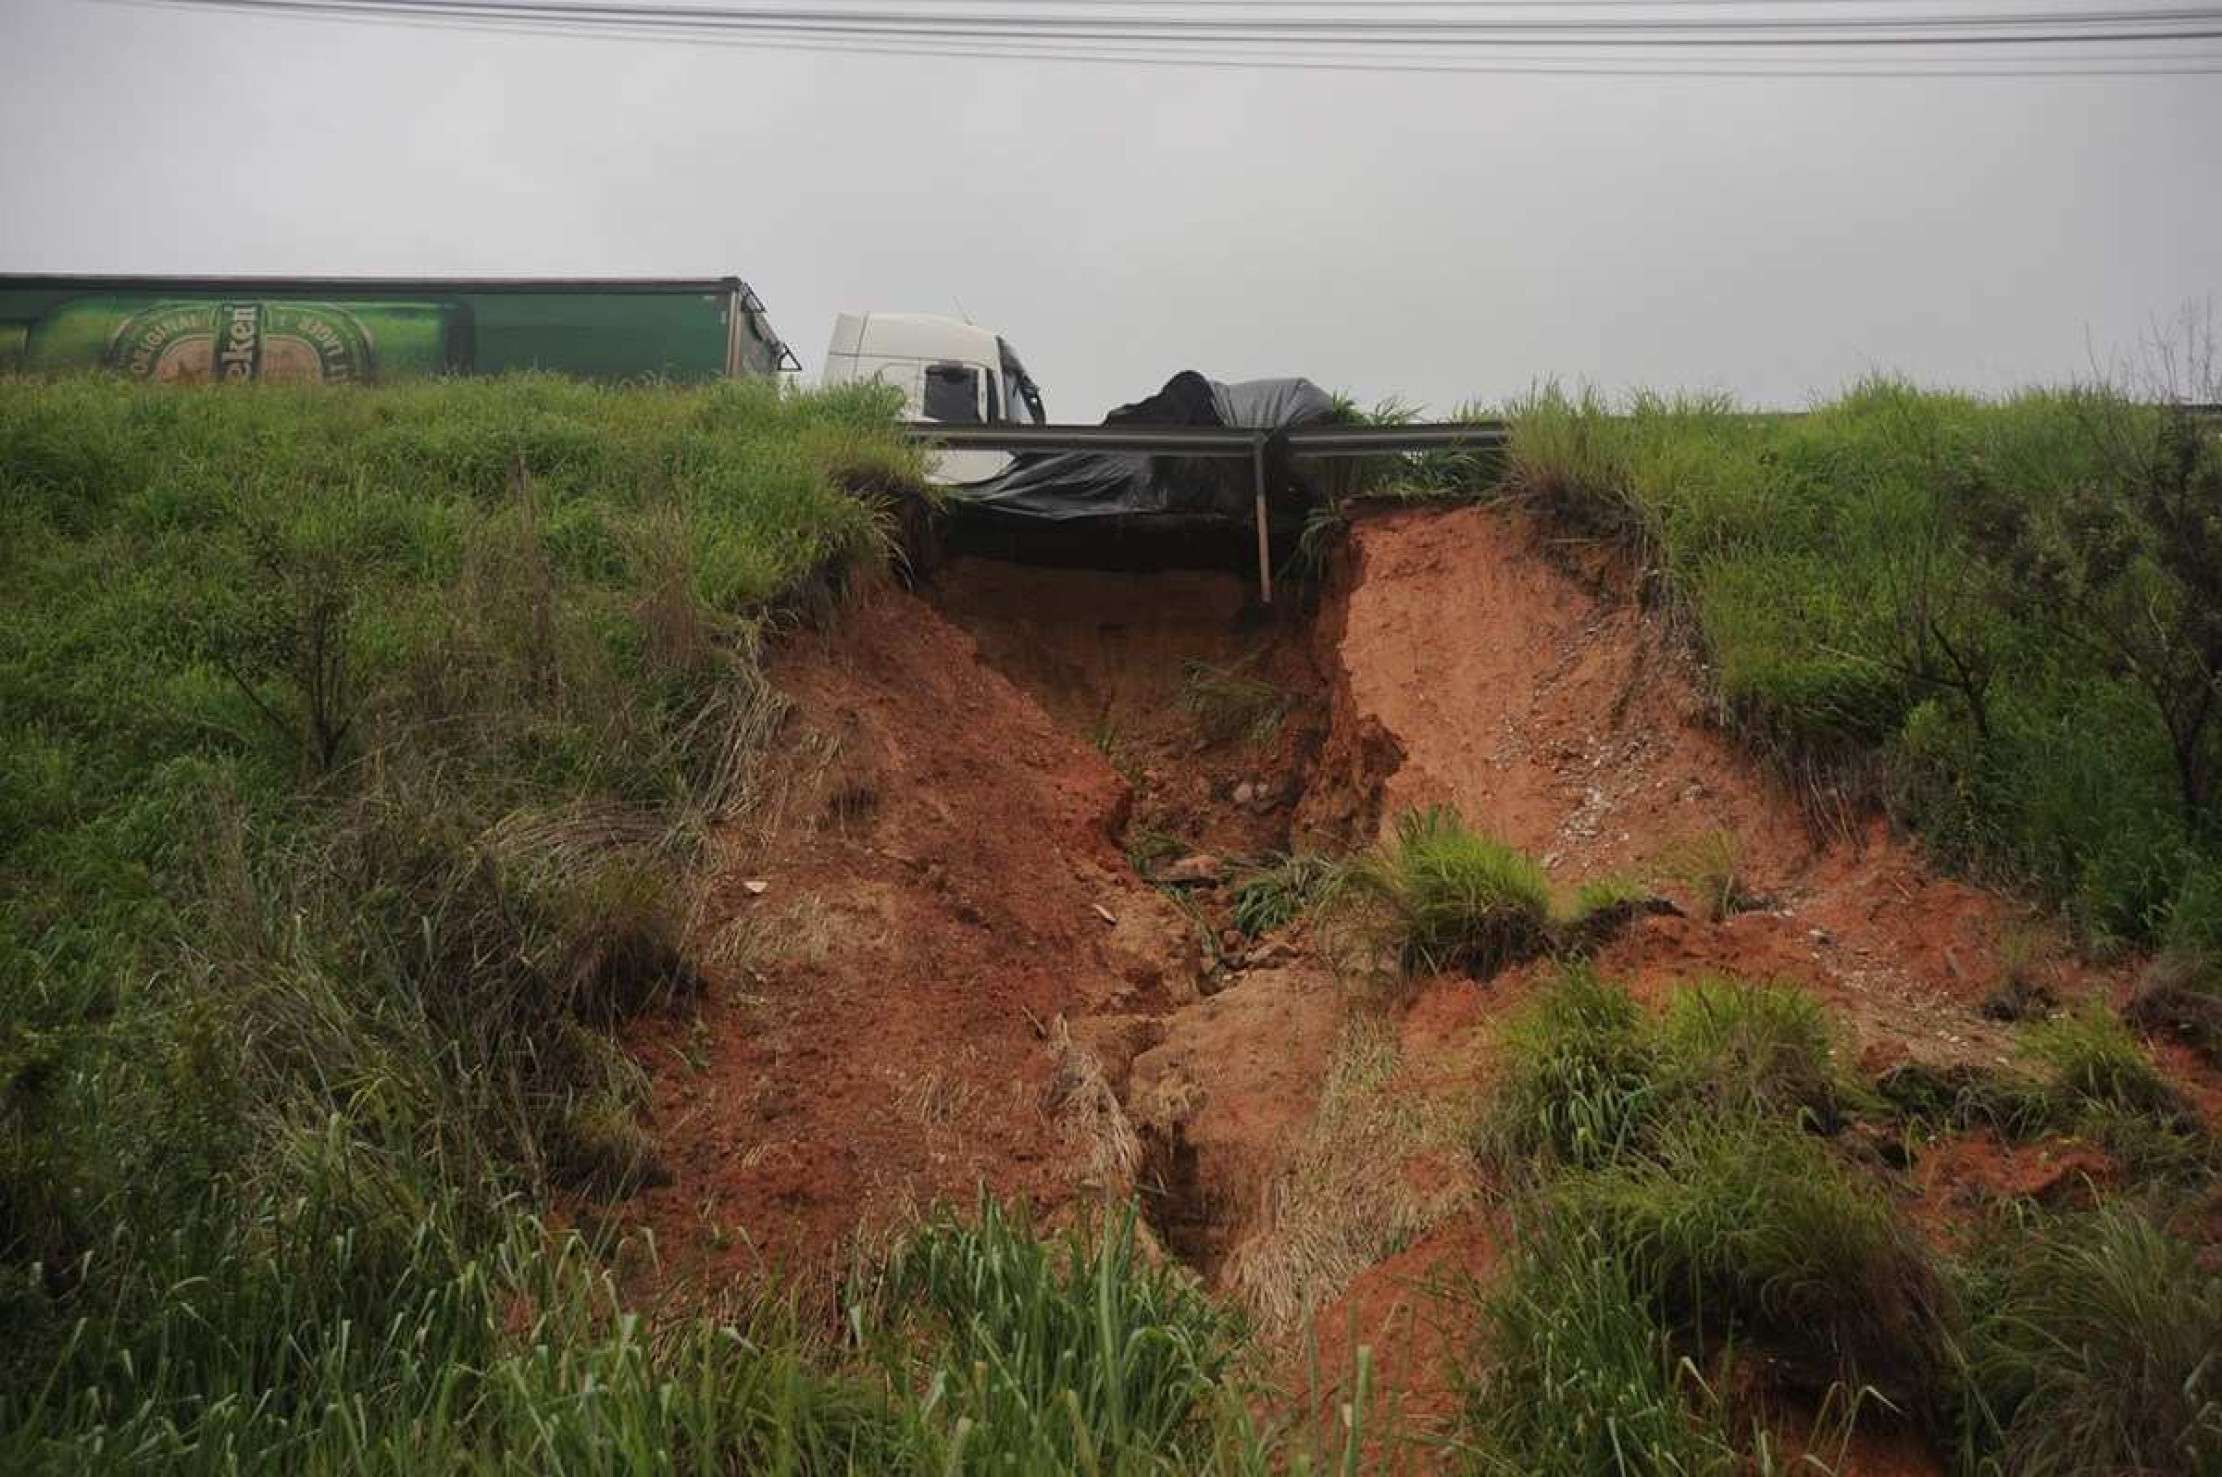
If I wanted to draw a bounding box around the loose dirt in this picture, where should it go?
[627,501,2203,1462]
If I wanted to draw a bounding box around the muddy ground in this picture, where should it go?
[620,502,2212,1468]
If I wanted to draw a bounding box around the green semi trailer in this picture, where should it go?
[0,275,797,384]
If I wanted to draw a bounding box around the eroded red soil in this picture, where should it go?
[626,503,2208,1462]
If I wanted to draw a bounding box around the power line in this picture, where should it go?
[131,0,2222,71]
[141,0,2222,41]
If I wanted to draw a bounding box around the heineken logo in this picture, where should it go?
[104,300,376,384]
[217,302,261,379]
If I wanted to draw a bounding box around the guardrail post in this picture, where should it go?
[1252,433,1273,606]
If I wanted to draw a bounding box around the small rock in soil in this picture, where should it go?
[1157,854,1224,886]
[1232,780,1258,805]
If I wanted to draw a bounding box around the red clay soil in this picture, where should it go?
[623,500,2202,1461]
[622,576,1201,1287]
[1316,503,2116,1072]
[931,559,1335,866]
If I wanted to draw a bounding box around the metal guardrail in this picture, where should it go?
[900,420,1510,455]
[900,420,1511,603]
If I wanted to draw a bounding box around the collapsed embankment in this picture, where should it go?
[628,499,2215,1462]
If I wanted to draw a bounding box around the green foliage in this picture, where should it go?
[1179,659,1291,746]
[1343,807,1553,975]
[0,374,932,1463]
[2020,1001,2183,1121]
[874,1199,1245,1473]
[1656,976,1844,1127]
[1950,1205,2222,1476]
[1463,1210,1741,1477]
[1229,852,1342,937]
[1483,966,1663,1169]
[1564,1118,1950,1410]
[1503,379,2222,954]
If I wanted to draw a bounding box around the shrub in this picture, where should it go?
[1952,1205,2222,1475]
[1342,807,1552,975]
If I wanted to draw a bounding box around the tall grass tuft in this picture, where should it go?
[1951,1205,2222,1475]
[1657,976,1844,1127]
[1339,807,1553,975]
[1462,1208,1740,1477]
[1482,965,1663,1169]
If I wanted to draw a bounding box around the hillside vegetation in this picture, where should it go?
[3,370,2219,1473]
[1503,380,2222,964]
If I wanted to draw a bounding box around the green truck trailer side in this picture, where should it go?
[0,276,797,384]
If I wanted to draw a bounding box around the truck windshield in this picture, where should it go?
[997,336,1046,424]
[922,363,982,423]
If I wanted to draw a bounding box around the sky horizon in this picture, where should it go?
[4,1,2217,418]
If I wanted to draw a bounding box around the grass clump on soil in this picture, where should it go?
[1500,372,2222,959]
[1657,975,1846,1128]
[1339,806,1554,975]
[0,373,949,1464]
[1461,1210,1743,1477]
[2020,1000,2184,1121]
[872,1199,1253,1472]
[2125,948,2222,1065]
[1482,965,1664,1170]
[1949,1204,2222,1476]
[1230,851,1341,937]
[1180,657,1292,746]
[1564,1117,1951,1408]
[1469,967,1958,1463]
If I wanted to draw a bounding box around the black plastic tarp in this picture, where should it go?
[945,371,1337,526]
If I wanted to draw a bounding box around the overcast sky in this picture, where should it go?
[3,0,2217,417]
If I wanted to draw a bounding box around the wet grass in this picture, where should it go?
[1502,380,2222,958]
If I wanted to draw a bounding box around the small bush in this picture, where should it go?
[1658,976,1844,1127]
[1952,1205,2222,1475]
[1343,807,1552,975]
[1483,965,1663,1169]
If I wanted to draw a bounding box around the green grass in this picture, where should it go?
[1949,1204,2222,1476]
[1461,1209,1742,1477]
[1179,659,1291,747]
[1502,380,2222,954]
[1657,976,1845,1128]
[1340,806,1554,975]
[1229,851,1342,937]
[1482,965,1664,1169]
[0,374,1328,1472]
[2020,1001,2183,1120]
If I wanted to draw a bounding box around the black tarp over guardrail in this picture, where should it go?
[901,420,1511,602]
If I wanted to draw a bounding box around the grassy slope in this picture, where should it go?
[1501,382,2222,956]
[0,376,1311,1472]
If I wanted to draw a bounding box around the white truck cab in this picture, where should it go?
[821,311,1044,483]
